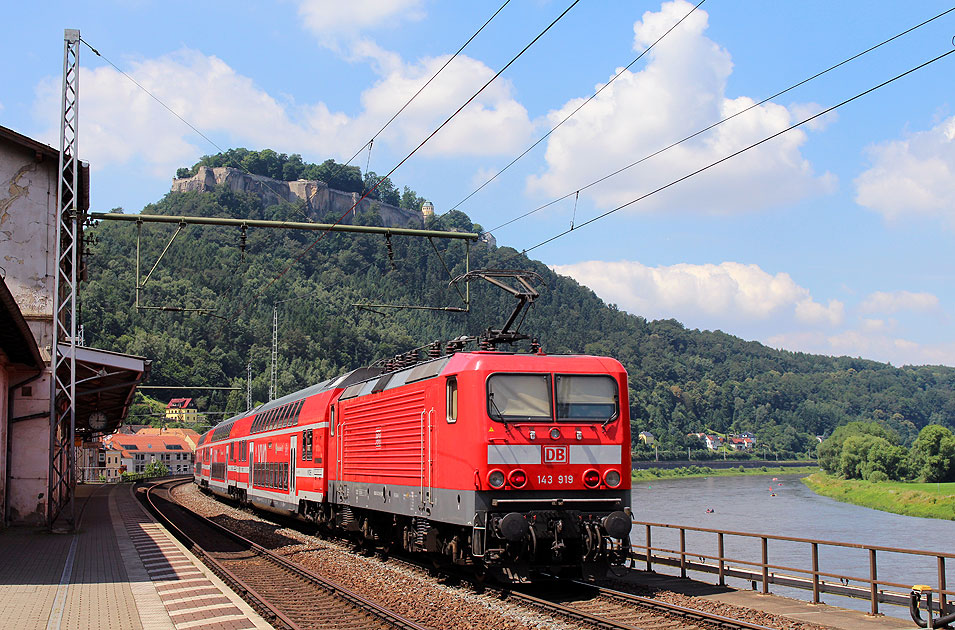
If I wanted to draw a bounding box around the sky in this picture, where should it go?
[2,1,954,367]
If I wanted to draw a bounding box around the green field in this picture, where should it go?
[802,473,955,520]
[631,465,818,481]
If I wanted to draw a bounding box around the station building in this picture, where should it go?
[0,124,149,526]
[102,433,194,476]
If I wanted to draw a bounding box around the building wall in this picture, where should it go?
[0,357,7,525]
[0,141,58,326]
[0,139,57,525]
[7,372,51,525]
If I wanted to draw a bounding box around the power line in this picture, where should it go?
[342,0,513,168]
[502,47,955,264]
[449,0,706,214]
[232,0,583,319]
[486,5,955,236]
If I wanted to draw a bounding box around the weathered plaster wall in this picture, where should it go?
[0,142,57,321]
[7,371,50,525]
[0,139,56,525]
[0,358,7,526]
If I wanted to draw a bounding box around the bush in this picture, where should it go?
[738,465,745,473]
[866,470,889,483]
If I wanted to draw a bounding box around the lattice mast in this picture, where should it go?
[49,28,81,530]
[247,362,252,411]
[270,306,277,400]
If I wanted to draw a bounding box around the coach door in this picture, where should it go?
[248,442,254,489]
[290,435,297,496]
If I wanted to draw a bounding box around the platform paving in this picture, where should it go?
[617,568,918,630]
[0,482,271,630]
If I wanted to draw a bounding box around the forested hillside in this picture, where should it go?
[84,154,955,457]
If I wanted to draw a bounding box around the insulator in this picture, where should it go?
[428,341,441,359]
[479,337,490,351]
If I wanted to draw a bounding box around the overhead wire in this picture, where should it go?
[342,0,513,168]
[500,46,955,265]
[231,0,583,319]
[448,0,706,214]
[485,5,955,236]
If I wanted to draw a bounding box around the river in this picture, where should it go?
[629,473,954,619]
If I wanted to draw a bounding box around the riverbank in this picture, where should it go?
[801,472,955,520]
[631,464,818,481]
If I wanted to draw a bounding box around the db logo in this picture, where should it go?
[543,446,568,464]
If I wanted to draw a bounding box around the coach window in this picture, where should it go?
[487,374,552,422]
[555,374,618,423]
[446,377,458,423]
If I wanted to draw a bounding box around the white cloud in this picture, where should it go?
[358,54,532,157]
[527,0,834,214]
[297,0,426,47]
[855,115,955,223]
[33,47,532,177]
[550,259,841,328]
[859,290,939,315]
[789,102,838,132]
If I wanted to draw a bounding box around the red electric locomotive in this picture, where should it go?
[195,272,633,581]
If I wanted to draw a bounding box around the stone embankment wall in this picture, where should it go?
[172,166,424,229]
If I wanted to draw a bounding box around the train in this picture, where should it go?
[194,271,632,581]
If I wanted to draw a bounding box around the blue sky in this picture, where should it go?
[3,1,954,367]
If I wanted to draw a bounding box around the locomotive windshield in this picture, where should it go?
[487,374,552,421]
[556,374,618,422]
[487,373,619,423]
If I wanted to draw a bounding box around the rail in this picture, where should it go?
[631,520,955,616]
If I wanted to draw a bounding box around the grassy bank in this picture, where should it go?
[631,465,818,481]
[802,472,955,520]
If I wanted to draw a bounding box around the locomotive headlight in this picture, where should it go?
[604,470,621,488]
[488,469,506,488]
[583,469,601,488]
[508,469,527,488]
[549,427,562,440]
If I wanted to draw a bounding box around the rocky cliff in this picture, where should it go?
[171,166,424,228]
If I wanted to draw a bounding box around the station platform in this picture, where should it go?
[616,568,916,630]
[0,484,920,630]
[0,482,271,630]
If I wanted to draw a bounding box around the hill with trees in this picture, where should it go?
[84,150,955,456]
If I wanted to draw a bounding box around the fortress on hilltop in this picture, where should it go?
[172,166,424,228]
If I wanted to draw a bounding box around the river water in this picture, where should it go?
[629,473,954,619]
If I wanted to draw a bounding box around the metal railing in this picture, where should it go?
[631,520,955,616]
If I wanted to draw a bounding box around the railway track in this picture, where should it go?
[142,478,431,630]
[509,580,782,630]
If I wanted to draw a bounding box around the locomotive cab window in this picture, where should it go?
[446,376,458,423]
[555,374,618,422]
[487,374,552,422]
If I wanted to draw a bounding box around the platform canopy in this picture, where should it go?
[0,278,43,370]
[58,346,150,437]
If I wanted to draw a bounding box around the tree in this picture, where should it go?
[363,171,400,206]
[400,186,427,212]
[908,424,955,482]
[144,461,169,478]
[818,421,899,474]
[837,434,906,480]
